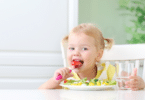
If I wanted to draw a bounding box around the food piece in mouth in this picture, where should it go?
[71,60,84,68]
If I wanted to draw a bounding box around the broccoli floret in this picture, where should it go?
[89,78,98,85]
[94,79,98,82]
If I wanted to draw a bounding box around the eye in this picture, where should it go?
[82,47,88,51]
[69,47,75,50]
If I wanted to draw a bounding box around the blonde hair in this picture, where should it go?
[62,23,114,50]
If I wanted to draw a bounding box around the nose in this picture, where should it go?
[73,49,80,56]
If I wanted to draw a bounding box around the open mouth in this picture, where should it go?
[71,59,84,68]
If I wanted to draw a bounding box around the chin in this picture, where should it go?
[73,69,80,73]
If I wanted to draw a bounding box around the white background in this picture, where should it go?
[0,0,67,51]
[0,0,78,89]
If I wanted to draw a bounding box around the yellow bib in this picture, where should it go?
[72,63,115,81]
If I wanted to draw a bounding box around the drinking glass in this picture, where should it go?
[115,62,134,90]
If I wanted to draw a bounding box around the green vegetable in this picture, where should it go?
[89,79,93,83]
[85,82,89,86]
[98,80,102,84]
[68,80,79,83]
[80,77,87,84]
[63,79,80,85]
[89,78,99,85]
[63,77,117,86]
[94,79,98,82]
[90,78,98,83]
[109,80,116,85]
[64,83,71,85]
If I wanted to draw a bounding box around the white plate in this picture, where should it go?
[60,84,116,91]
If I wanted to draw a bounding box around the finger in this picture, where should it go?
[63,68,68,75]
[130,81,138,86]
[54,70,62,77]
[65,67,71,73]
[66,67,73,75]
[56,69,64,77]
[128,79,137,85]
[126,79,139,86]
[125,81,130,85]
[61,69,66,79]
[55,71,63,80]
[131,87,138,91]
[54,72,59,79]
[133,68,137,76]
[125,80,134,87]
[125,81,131,88]
[69,69,72,73]
[129,76,138,80]
[64,68,73,77]
[130,84,138,88]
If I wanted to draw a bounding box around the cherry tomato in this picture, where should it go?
[64,80,67,83]
[71,61,82,66]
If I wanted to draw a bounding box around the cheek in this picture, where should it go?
[67,51,72,62]
[83,51,96,64]
[83,52,93,61]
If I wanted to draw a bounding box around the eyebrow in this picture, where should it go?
[68,44,90,47]
[80,44,90,47]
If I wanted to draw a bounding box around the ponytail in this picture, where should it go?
[62,35,69,46]
[104,38,114,50]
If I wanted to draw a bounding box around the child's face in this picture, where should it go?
[67,33,101,73]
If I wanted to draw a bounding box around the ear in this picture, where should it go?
[95,49,104,62]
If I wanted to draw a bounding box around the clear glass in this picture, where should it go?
[115,62,134,90]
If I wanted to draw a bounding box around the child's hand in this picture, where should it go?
[125,68,145,91]
[53,67,74,83]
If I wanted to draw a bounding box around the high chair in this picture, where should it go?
[61,42,145,81]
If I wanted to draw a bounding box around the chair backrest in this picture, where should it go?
[61,42,145,81]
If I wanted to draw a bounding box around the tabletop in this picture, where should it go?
[0,89,145,100]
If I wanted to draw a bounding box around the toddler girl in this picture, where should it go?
[39,23,145,90]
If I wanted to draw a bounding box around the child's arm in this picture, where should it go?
[38,67,73,89]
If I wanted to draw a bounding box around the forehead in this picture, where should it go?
[68,33,95,46]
